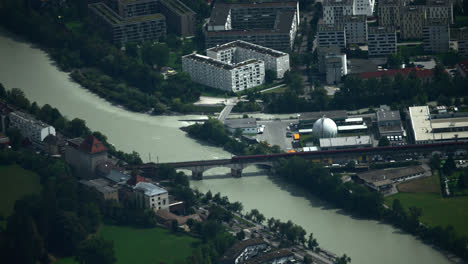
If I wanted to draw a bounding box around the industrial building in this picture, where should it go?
[79,178,119,201]
[357,166,427,192]
[400,6,427,40]
[323,0,355,25]
[313,117,338,139]
[377,109,404,140]
[206,40,290,79]
[182,53,264,92]
[8,111,56,144]
[317,21,346,49]
[205,1,299,51]
[344,15,368,44]
[224,118,258,135]
[423,19,450,53]
[133,182,169,210]
[367,26,397,56]
[320,135,372,150]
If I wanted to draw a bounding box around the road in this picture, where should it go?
[256,119,298,151]
[218,97,239,122]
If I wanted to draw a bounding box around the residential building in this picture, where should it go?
[323,0,355,25]
[354,0,375,16]
[325,53,348,84]
[182,53,265,92]
[133,182,169,210]
[344,15,368,44]
[105,0,159,18]
[79,178,119,201]
[8,111,56,144]
[65,135,108,178]
[159,0,196,37]
[378,0,403,28]
[319,135,372,150]
[246,249,295,264]
[400,6,426,40]
[205,1,299,51]
[377,109,404,139]
[358,68,434,83]
[317,21,346,49]
[206,40,290,79]
[426,0,453,24]
[456,59,468,78]
[367,26,397,56]
[219,238,268,264]
[89,2,166,44]
[423,19,450,53]
[224,118,258,135]
[408,106,468,144]
[357,166,427,192]
[454,27,468,58]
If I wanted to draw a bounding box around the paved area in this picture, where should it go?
[256,119,297,151]
[348,58,387,74]
[218,98,239,122]
[194,96,233,105]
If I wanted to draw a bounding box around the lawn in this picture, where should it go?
[0,165,42,218]
[385,193,468,237]
[397,173,440,193]
[261,86,287,94]
[99,225,201,264]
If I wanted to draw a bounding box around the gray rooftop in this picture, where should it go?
[358,166,426,184]
[224,118,257,129]
[80,178,117,194]
[183,53,260,70]
[134,182,167,196]
[368,26,396,34]
[318,21,345,32]
[320,136,372,148]
[377,110,401,122]
[299,110,348,121]
[343,15,367,23]
[106,169,131,184]
[323,0,354,6]
[207,40,287,58]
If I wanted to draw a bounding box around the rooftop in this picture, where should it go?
[183,53,261,70]
[224,118,257,129]
[299,110,348,121]
[134,182,167,196]
[379,0,401,6]
[246,249,294,264]
[377,110,401,122]
[221,238,267,261]
[368,26,396,34]
[357,166,426,184]
[343,15,367,23]
[323,0,354,6]
[320,135,372,148]
[80,178,117,194]
[359,68,434,80]
[207,40,287,58]
[160,0,195,15]
[105,169,131,184]
[318,21,345,32]
[79,135,108,154]
[427,0,451,6]
[89,2,164,25]
[9,111,51,129]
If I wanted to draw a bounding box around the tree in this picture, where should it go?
[7,88,30,110]
[76,237,116,264]
[66,118,90,138]
[335,254,351,264]
[443,154,456,176]
[265,70,276,84]
[378,136,390,147]
[142,43,169,69]
[458,171,468,189]
[171,220,179,233]
[307,233,319,250]
[236,230,245,240]
[6,127,23,149]
[429,154,441,170]
[50,211,87,255]
[125,42,139,58]
[0,82,6,98]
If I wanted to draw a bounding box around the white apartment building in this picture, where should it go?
[206,40,290,79]
[354,0,375,16]
[325,53,347,84]
[317,22,346,49]
[323,0,355,25]
[133,182,169,211]
[426,0,453,24]
[182,53,265,92]
[400,6,426,40]
[423,19,450,53]
[344,15,368,44]
[368,26,397,56]
[8,111,56,144]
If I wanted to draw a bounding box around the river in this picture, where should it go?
[0,29,452,264]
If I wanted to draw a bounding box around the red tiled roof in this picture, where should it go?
[457,59,468,74]
[359,67,434,80]
[79,135,107,154]
[127,174,148,186]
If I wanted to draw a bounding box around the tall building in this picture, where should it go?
[158,0,196,37]
[8,111,56,144]
[400,6,426,40]
[378,0,402,27]
[317,21,346,49]
[426,0,453,24]
[368,26,397,56]
[205,1,299,51]
[344,15,368,44]
[354,0,375,16]
[423,19,450,53]
[133,182,169,211]
[323,0,355,25]
[182,54,265,92]
[206,40,290,79]
[65,135,108,178]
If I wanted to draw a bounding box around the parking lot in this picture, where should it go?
[256,119,298,151]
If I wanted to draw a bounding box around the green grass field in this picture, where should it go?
[0,165,42,218]
[385,193,468,237]
[99,225,200,264]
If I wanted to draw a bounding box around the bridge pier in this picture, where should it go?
[191,171,203,180]
[231,168,242,178]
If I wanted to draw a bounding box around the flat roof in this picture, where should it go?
[343,15,367,23]
[337,124,368,131]
[80,179,117,194]
[207,40,287,58]
[320,135,371,148]
[409,106,468,142]
[358,166,426,184]
[9,111,52,129]
[106,169,131,183]
[224,118,257,129]
[299,110,348,121]
[183,53,260,70]
[345,117,363,123]
[323,0,354,6]
[134,182,167,196]
[368,26,396,34]
[160,0,195,15]
[377,110,401,122]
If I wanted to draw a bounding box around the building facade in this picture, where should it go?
[80,178,119,201]
[400,6,426,40]
[182,54,265,92]
[344,15,368,44]
[378,0,402,27]
[354,0,375,16]
[8,111,56,144]
[454,27,468,58]
[423,19,450,53]
[317,22,346,49]
[64,136,108,178]
[224,118,258,135]
[159,0,196,36]
[133,182,169,210]
[367,26,397,56]
[206,40,290,79]
[426,0,453,24]
[323,0,355,25]
[325,54,348,84]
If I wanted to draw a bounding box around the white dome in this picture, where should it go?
[313,117,338,139]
